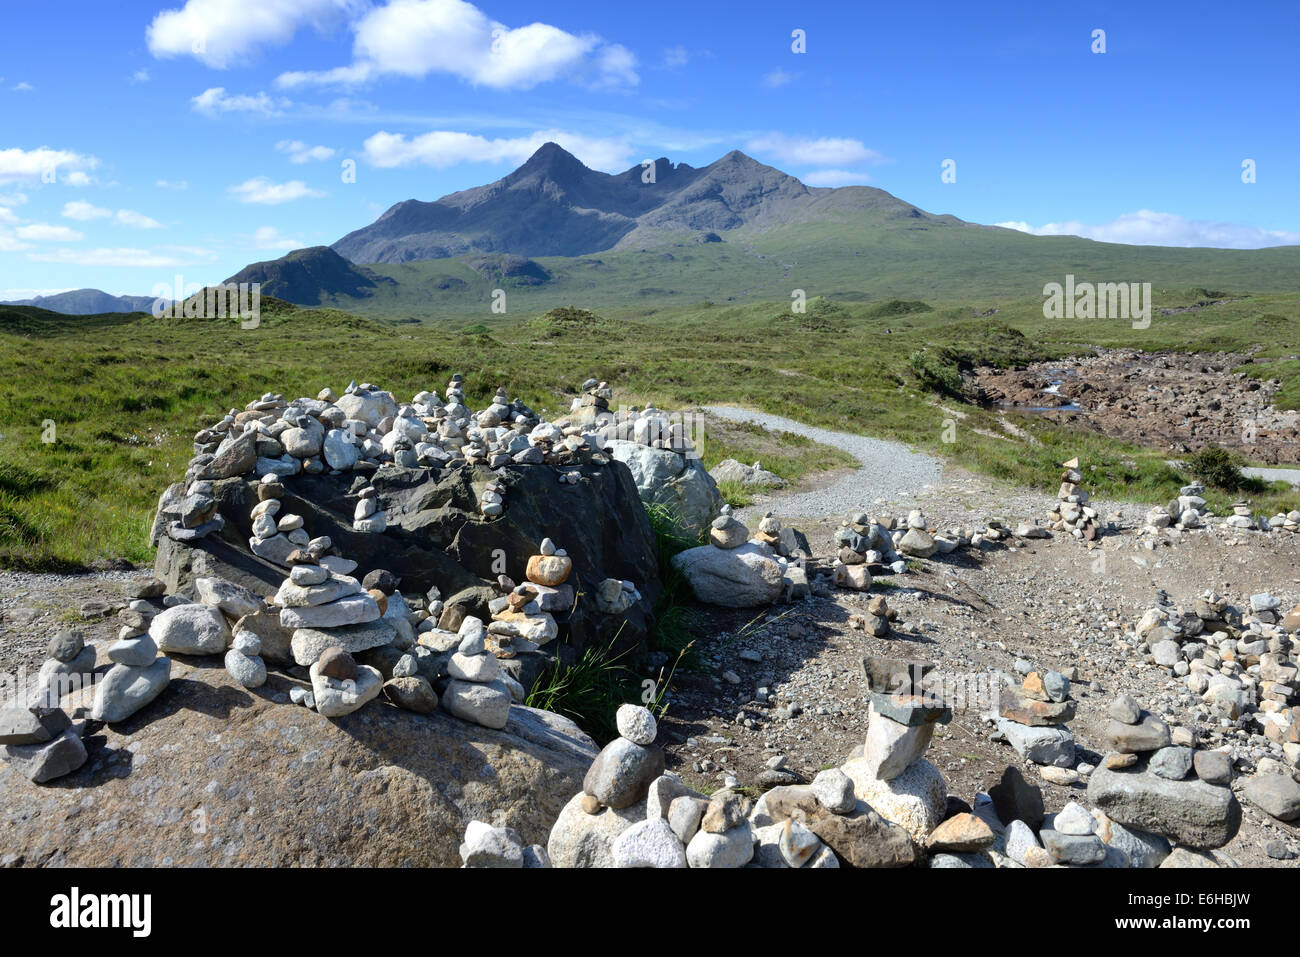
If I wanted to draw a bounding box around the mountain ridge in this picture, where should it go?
[330,143,957,263]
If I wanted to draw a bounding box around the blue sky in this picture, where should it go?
[2,0,1299,297]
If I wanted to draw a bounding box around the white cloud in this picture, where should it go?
[116,209,165,229]
[745,133,885,168]
[276,0,637,91]
[662,46,689,69]
[191,87,289,116]
[0,147,99,184]
[0,191,28,205]
[802,169,872,187]
[0,229,30,252]
[996,210,1300,250]
[228,177,326,204]
[62,201,164,229]
[132,68,151,83]
[0,207,18,224]
[250,225,304,250]
[27,246,213,267]
[276,139,336,163]
[63,200,112,221]
[362,128,634,172]
[761,69,795,88]
[146,0,358,69]
[16,223,85,242]
[12,81,34,92]
[277,63,375,88]
[155,179,188,190]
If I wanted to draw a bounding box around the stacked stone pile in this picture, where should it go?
[352,483,387,533]
[849,594,896,637]
[1087,693,1244,853]
[840,657,951,843]
[158,477,225,543]
[26,628,97,709]
[708,458,785,488]
[277,548,395,670]
[1127,590,1298,757]
[439,615,514,729]
[96,605,173,720]
[995,669,1078,769]
[671,511,807,608]
[1046,457,1102,540]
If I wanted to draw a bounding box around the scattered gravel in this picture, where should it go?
[704,405,944,520]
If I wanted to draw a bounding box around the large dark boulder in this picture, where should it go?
[154,460,662,682]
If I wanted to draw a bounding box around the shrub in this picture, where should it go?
[1186,443,1247,491]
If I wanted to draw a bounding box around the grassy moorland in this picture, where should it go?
[0,286,1298,570]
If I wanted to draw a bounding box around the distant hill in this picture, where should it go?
[224,246,396,305]
[332,142,957,264]
[0,289,161,315]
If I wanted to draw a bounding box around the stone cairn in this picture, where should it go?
[849,594,896,637]
[1047,457,1101,540]
[832,511,897,589]
[1121,589,1300,824]
[829,510,1018,595]
[709,504,748,549]
[995,668,1078,772]
[1140,482,1300,551]
[160,374,698,554]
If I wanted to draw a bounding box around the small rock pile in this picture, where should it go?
[29,627,97,709]
[441,616,513,729]
[672,512,808,608]
[1128,589,1298,764]
[278,548,394,670]
[849,594,895,637]
[0,702,87,784]
[832,511,898,588]
[96,604,173,720]
[708,458,785,488]
[1046,457,1102,540]
[709,504,749,548]
[159,478,226,543]
[1086,693,1243,854]
[995,669,1078,770]
[352,483,387,533]
[842,657,951,843]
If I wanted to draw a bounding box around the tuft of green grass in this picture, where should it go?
[526,635,636,745]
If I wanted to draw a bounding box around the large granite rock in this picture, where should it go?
[1087,758,1242,849]
[153,460,662,676]
[670,542,786,608]
[0,659,597,866]
[604,439,723,536]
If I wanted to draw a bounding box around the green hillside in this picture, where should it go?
[2,288,1297,571]
[316,217,1300,320]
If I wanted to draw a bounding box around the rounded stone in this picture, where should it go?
[48,630,85,663]
[616,703,657,745]
[224,649,267,688]
[317,646,358,681]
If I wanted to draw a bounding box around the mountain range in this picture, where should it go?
[12,144,1300,318]
[0,289,164,315]
[331,142,959,263]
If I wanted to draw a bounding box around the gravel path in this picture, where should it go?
[704,405,945,520]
